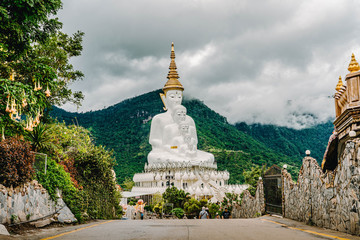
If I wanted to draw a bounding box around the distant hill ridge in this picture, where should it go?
[50,89,333,183]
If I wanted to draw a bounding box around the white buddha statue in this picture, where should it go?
[147,43,214,166]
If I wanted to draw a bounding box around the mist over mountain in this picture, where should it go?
[51,90,333,183]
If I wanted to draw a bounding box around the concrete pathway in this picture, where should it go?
[3,216,360,240]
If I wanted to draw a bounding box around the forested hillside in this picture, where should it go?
[235,121,333,162]
[51,89,333,184]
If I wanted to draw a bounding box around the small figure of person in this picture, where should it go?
[215,213,220,219]
[199,207,209,219]
[221,207,231,219]
[135,199,146,220]
[205,207,211,219]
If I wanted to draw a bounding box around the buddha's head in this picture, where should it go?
[172,104,186,123]
[165,90,183,111]
[179,123,190,136]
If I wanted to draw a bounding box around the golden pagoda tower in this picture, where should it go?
[163,42,184,93]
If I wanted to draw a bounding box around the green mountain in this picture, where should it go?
[235,121,333,163]
[50,89,333,184]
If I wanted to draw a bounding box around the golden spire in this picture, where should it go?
[348,53,360,73]
[163,42,184,93]
[335,76,343,91]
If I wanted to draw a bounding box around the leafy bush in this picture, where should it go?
[184,198,201,217]
[243,165,267,196]
[35,122,122,220]
[36,158,85,222]
[162,187,190,209]
[153,202,163,215]
[208,203,220,218]
[221,193,242,212]
[0,137,35,187]
[171,208,184,219]
[199,198,208,207]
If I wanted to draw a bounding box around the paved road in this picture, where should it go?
[5,216,360,240]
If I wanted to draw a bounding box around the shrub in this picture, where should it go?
[171,208,184,219]
[184,198,201,217]
[0,137,35,187]
[153,202,163,215]
[36,158,85,222]
[162,187,190,209]
[208,203,220,218]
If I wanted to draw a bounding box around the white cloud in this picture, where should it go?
[58,0,360,128]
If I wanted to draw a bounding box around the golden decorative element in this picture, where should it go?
[163,42,184,93]
[335,76,343,91]
[170,146,178,149]
[348,53,360,73]
[159,93,167,111]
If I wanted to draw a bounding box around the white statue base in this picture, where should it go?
[131,162,248,202]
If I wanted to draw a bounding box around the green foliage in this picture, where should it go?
[221,193,242,212]
[208,203,220,218]
[199,198,208,207]
[25,123,53,151]
[121,177,135,191]
[150,192,163,212]
[153,202,163,215]
[162,187,190,209]
[0,1,84,139]
[243,165,267,196]
[171,208,185,219]
[235,121,333,164]
[36,157,85,222]
[35,122,122,220]
[0,137,35,187]
[184,198,201,217]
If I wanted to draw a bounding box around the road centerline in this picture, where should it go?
[261,219,350,240]
[41,220,114,240]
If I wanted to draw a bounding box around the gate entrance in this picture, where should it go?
[263,165,282,215]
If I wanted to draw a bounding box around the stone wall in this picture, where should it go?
[232,180,265,218]
[0,180,76,225]
[283,140,360,235]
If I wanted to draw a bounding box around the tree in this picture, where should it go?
[183,198,201,217]
[121,177,135,191]
[243,165,267,196]
[162,187,190,209]
[0,1,84,139]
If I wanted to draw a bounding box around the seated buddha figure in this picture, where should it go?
[162,105,197,158]
[147,43,214,165]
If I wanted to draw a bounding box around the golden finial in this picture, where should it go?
[335,76,343,91]
[163,42,184,93]
[348,53,360,73]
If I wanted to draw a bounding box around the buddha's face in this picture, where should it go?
[179,124,189,134]
[173,108,186,123]
[166,90,183,110]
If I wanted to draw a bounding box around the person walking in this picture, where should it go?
[205,207,211,219]
[199,207,209,219]
[221,207,231,219]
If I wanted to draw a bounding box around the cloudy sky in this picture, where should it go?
[57,0,360,129]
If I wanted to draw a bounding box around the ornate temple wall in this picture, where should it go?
[0,180,76,225]
[282,140,360,235]
[232,180,265,218]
